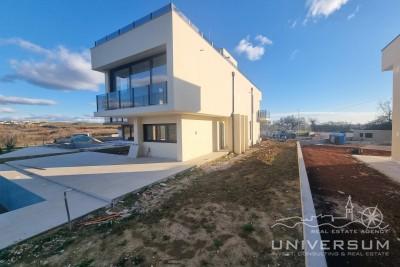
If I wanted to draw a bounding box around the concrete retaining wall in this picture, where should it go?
[297,142,327,267]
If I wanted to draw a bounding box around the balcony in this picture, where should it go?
[257,110,269,122]
[96,82,167,111]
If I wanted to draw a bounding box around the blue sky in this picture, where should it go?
[0,0,399,123]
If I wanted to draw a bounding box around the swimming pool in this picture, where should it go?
[0,176,44,213]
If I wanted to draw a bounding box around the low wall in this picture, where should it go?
[297,142,327,267]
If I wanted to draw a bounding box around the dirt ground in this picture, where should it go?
[302,145,400,267]
[0,140,304,267]
[0,122,118,148]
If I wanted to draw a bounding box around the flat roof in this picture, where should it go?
[93,3,261,91]
[382,34,400,51]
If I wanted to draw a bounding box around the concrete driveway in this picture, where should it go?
[8,152,203,202]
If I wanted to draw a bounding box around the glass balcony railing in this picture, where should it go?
[96,82,167,112]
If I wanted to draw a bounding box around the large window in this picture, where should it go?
[112,68,129,91]
[130,61,151,88]
[143,124,177,143]
[106,53,167,110]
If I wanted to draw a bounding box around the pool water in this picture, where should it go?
[0,204,7,214]
[0,176,44,213]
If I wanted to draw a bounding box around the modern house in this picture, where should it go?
[91,4,264,161]
[382,35,400,161]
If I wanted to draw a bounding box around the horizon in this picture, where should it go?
[0,0,399,123]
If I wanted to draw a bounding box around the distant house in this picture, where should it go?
[90,4,265,161]
[382,35,400,161]
[352,129,392,145]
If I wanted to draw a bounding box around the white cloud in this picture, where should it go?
[255,35,273,45]
[0,38,103,91]
[0,107,16,113]
[0,113,103,123]
[235,35,272,61]
[347,5,360,20]
[290,20,298,29]
[271,111,377,124]
[306,0,349,18]
[0,95,56,105]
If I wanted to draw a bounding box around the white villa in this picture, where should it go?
[91,4,265,161]
[382,34,400,161]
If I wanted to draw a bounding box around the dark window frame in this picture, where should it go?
[143,123,177,143]
[365,133,373,138]
[110,52,166,93]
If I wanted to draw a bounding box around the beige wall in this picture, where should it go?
[352,130,392,145]
[382,36,400,161]
[180,115,214,161]
[393,69,400,160]
[171,11,262,147]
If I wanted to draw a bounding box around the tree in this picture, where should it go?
[309,118,317,132]
[377,100,392,123]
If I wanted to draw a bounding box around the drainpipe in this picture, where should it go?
[251,87,254,147]
[231,71,235,153]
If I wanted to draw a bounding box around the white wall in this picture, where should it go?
[171,10,262,147]
[180,115,214,161]
[382,35,400,160]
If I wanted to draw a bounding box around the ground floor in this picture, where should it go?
[117,113,260,161]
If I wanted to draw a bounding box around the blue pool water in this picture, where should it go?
[0,176,44,213]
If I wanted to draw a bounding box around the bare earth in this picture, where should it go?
[0,122,118,148]
[302,145,400,267]
[0,140,303,267]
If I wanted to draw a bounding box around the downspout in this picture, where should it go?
[251,87,254,147]
[231,71,235,153]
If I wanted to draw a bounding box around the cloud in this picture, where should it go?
[290,20,298,29]
[347,5,360,20]
[235,35,272,61]
[0,38,103,91]
[0,113,103,123]
[0,107,16,113]
[0,95,56,105]
[306,0,349,18]
[270,111,377,124]
[289,49,299,61]
[255,35,273,45]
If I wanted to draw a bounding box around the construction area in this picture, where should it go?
[0,141,304,266]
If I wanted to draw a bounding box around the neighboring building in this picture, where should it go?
[382,35,400,161]
[352,129,392,145]
[91,4,264,161]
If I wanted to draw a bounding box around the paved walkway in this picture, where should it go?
[0,146,77,160]
[353,155,400,184]
[0,151,227,249]
[0,164,107,250]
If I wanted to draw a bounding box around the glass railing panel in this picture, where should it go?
[150,82,167,105]
[107,91,120,110]
[96,94,107,111]
[133,86,150,107]
[120,89,133,108]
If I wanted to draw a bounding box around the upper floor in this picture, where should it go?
[91,4,262,119]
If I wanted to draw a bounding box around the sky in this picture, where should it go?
[0,0,399,123]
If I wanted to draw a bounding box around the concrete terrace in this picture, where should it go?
[0,151,227,250]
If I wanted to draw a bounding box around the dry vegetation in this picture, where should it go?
[0,123,118,148]
[0,141,304,266]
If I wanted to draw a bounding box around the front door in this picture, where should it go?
[122,125,134,140]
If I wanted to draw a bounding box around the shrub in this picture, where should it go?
[3,134,17,151]
[241,223,255,234]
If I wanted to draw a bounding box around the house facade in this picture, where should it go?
[91,4,263,161]
[382,35,400,161]
[351,129,392,145]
